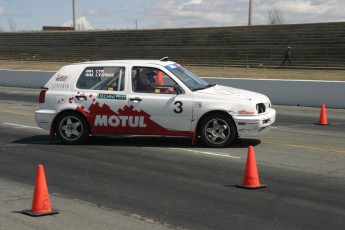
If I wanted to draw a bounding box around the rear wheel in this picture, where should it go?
[200,113,236,147]
[55,112,89,144]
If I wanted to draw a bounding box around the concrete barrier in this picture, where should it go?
[0,69,54,88]
[0,70,344,108]
[204,78,345,109]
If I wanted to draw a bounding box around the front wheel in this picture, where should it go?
[55,112,89,144]
[200,114,236,147]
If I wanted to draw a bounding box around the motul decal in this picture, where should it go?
[76,101,192,137]
[94,115,147,128]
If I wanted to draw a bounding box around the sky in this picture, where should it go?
[0,0,344,31]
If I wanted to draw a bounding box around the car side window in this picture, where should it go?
[131,67,177,94]
[76,66,125,91]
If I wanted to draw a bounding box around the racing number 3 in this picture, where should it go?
[174,101,183,114]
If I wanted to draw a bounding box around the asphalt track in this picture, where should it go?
[0,86,345,230]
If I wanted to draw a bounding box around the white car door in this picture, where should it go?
[128,66,194,135]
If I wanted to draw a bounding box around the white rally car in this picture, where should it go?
[35,58,276,147]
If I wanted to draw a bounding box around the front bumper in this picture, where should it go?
[232,108,276,137]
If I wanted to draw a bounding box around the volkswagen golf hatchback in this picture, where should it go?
[35,58,276,147]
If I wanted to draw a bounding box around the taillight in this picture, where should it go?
[39,89,46,103]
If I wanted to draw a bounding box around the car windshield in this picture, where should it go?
[165,64,213,91]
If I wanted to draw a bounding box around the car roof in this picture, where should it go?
[75,59,176,67]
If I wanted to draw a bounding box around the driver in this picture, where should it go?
[136,69,156,92]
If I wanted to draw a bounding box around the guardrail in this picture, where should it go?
[0,69,344,108]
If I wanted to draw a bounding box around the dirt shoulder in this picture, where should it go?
[1,60,344,81]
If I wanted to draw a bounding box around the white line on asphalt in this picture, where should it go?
[3,122,41,129]
[170,148,241,159]
[272,122,345,129]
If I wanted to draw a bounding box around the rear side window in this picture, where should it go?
[76,66,125,91]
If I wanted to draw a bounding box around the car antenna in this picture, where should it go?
[160,57,169,61]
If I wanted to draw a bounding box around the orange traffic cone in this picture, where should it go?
[22,165,58,216]
[318,103,329,125]
[236,146,266,189]
[155,71,164,85]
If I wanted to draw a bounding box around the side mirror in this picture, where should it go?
[174,85,184,95]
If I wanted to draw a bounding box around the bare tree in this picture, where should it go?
[267,8,284,25]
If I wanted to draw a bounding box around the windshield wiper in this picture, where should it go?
[193,84,216,91]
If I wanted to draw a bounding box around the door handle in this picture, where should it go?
[75,95,87,100]
[130,97,142,102]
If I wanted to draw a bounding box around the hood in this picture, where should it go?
[195,85,270,103]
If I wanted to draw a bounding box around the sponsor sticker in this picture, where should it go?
[85,69,94,77]
[51,83,70,89]
[238,110,255,115]
[98,93,126,100]
[194,102,202,108]
[55,75,69,82]
[56,95,66,104]
[85,69,115,78]
[165,63,181,70]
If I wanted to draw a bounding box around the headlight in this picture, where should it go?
[256,103,266,114]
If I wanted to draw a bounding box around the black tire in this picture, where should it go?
[55,112,89,144]
[200,113,236,147]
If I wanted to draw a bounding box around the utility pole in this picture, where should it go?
[72,0,76,30]
[248,0,252,26]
